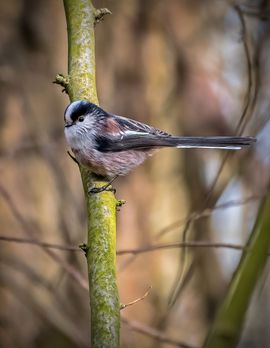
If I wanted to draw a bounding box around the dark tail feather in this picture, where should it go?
[97,134,256,152]
[172,136,256,150]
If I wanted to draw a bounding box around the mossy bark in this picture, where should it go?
[63,1,120,347]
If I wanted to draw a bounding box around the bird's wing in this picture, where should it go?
[96,114,173,152]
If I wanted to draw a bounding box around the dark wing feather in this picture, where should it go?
[96,133,175,152]
[97,114,173,152]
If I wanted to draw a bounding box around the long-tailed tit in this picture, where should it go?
[64,100,256,178]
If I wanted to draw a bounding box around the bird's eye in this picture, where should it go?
[78,116,84,122]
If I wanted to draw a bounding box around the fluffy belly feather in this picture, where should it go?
[73,148,149,177]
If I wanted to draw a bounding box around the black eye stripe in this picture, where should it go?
[70,104,89,122]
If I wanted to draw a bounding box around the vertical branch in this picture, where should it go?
[64,0,98,102]
[61,1,120,347]
[203,184,270,348]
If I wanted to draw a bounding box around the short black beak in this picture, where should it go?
[65,124,73,128]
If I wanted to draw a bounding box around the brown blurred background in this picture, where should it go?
[0,0,270,347]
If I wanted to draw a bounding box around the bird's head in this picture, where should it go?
[64,100,101,129]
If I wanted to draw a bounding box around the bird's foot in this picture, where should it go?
[89,184,116,194]
[88,176,118,194]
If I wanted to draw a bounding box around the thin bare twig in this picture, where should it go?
[117,241,246,256]
[120,286,152,310]
[0,235,247,254]
[0,235,80,251]
[234,4,254,135]
[168,218,193,307]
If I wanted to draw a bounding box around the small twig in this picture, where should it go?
[116,199,126,207]
[121,317,198,348]
[120,286,152,310]
[0,235,81,251]
[94,8,112,25]
[234,4,254,135]
[0,235,249,254]
[79,242,89,256]
[117,241,247,256]
[168,219,192,307]
[53,73,69,94]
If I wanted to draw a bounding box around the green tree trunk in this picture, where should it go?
[60,1,120,347]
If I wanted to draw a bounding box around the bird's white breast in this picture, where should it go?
[64,125,96,151]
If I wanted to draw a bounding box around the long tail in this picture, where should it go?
[97,134,256,152]
[172,136,256,150]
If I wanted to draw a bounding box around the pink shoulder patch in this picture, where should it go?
[104,118,121,134]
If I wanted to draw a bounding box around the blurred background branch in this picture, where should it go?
[204,182,270,347]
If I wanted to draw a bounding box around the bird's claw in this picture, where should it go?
[88,185,116,194]
[88,175,118,194]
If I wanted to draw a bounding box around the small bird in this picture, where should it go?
[64,100,255,180]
